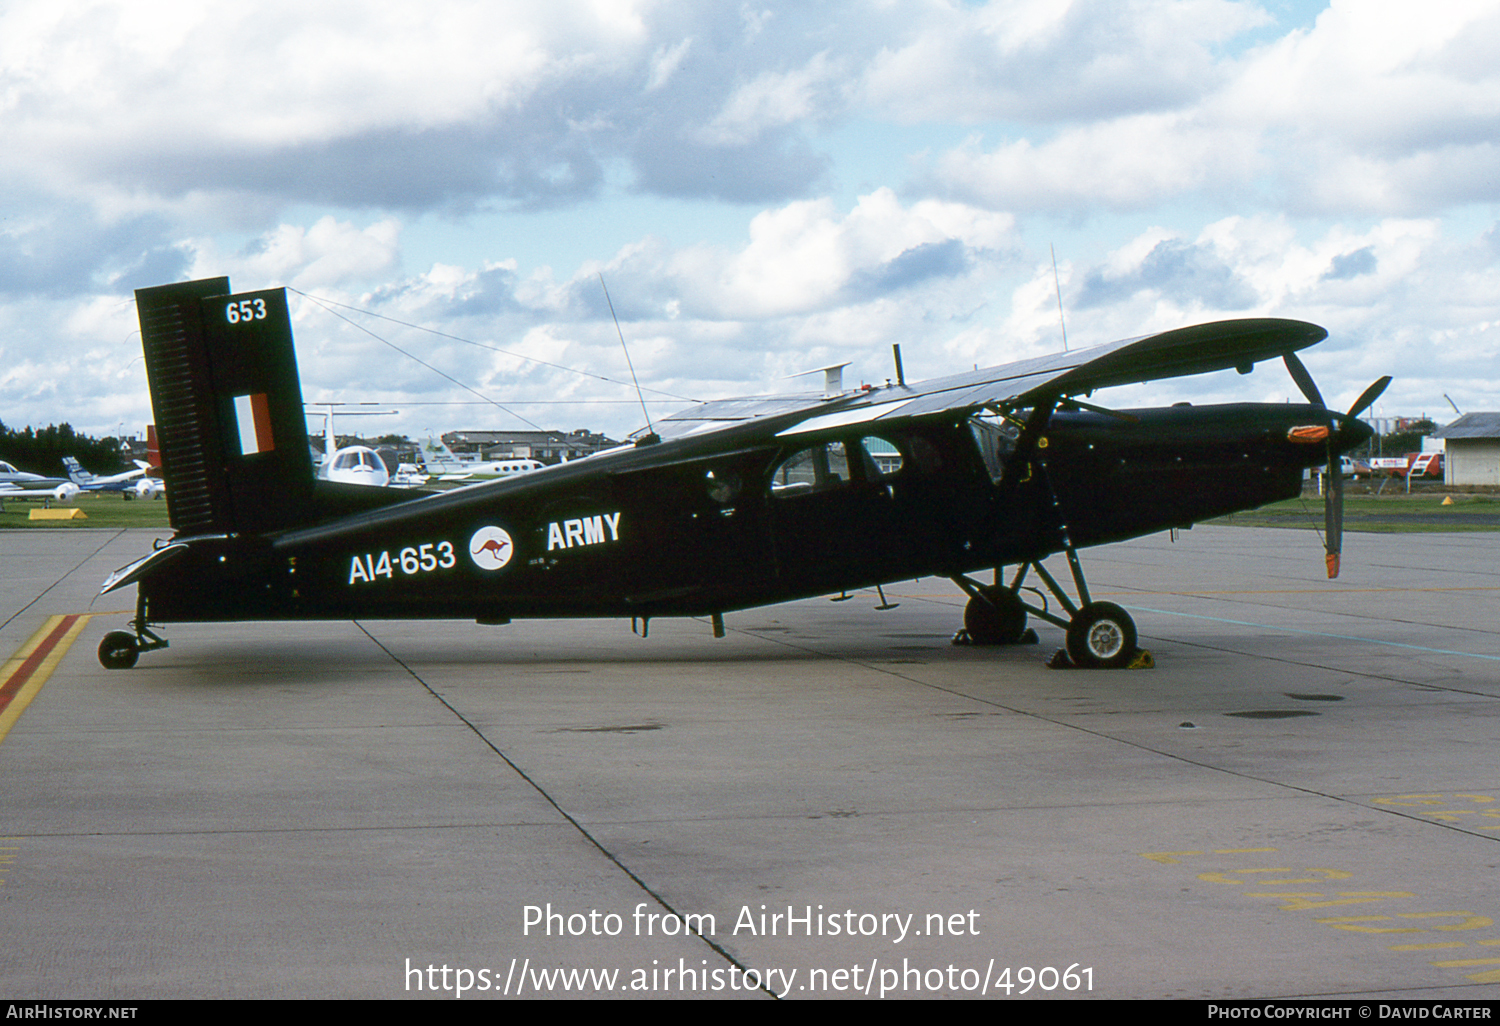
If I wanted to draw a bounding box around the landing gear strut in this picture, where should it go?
[953,557,1145,669]
[97,596,168,670]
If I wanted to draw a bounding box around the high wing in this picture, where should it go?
[653,318,1326,440]
[0,460,72,491]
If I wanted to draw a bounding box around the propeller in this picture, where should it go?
[1283,354,1391,579]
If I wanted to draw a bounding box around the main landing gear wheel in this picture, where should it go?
[1065,602,1137,669]
[98,631,140,670]
[963,585,1028,645]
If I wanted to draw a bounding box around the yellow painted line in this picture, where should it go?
[0,614,91,745]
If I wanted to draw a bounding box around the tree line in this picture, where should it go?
[0,421,128,475]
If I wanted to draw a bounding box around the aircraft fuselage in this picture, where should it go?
[135,401,1361,626]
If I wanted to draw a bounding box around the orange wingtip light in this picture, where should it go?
[1289,425,1331,443]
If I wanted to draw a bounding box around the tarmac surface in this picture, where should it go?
[2,525,1498,1001]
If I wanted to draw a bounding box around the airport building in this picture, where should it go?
[1433,413,1500,486]
[442,428,619,465]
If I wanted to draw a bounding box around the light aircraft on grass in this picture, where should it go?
[0,460,68,489]
[96,276,1387,670]
[62,456,160,499]
[0,460,80,503]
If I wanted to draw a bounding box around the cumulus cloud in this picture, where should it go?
[0,0,850,217]
[928,113,1260,211]
[1077,236,1258,310]
[698,51,845,146]
[3,0,1500,442]
[924,0,1500,217]
[861,0,1267,124]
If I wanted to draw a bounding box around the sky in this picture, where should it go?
[3,0,1498,445]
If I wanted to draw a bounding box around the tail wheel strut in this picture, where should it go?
[98,595,169,670]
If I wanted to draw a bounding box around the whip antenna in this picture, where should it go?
[600,274,658,445]
[1051,244,1068,352]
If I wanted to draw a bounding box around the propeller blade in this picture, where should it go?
[1324,439,1343,579]
[1347,375,1392,419]
[1284,352,1325,408]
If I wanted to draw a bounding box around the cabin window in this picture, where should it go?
[771,441,850,498]
[770,436,905,499]
[861,436,903,477]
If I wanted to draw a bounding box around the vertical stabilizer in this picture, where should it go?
[135,278,315,535]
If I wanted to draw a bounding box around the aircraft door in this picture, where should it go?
[767,434,915,591]
[608,449,777,610]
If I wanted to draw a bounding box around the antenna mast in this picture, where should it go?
[1051,244,1068,352]
[599,274,658,445]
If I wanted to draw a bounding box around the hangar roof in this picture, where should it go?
[1434,413,1500,439]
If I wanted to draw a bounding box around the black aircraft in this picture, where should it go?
[96,276,1387,670]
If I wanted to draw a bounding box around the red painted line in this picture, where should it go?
[0,615,81,716]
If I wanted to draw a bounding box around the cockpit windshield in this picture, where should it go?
[968,413,1021,484]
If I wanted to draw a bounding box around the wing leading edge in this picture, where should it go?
[656,318,1327,440]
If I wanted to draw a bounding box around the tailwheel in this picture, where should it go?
[98,631,140,670]
[98,597,169,670]
[963,585,1028,645]
[1065,602,1137,669]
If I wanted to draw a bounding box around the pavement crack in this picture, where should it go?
[353,621,777,999]
[3,528,126,632]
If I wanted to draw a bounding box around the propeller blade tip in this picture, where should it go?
[1325,552,1341,579]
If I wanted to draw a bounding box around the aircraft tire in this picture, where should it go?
[1065,602,1137,669]
[98,631,139,670]
[963,586,1028,645]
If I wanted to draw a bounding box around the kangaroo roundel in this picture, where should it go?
[469,527,515,572]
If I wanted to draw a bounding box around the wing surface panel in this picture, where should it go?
[656,318,1325,441]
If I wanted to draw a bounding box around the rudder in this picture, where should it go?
[135,278,315,536]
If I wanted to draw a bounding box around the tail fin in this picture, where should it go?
[61,456,91,485]
[135,278,315,535]
[145,425,161,471]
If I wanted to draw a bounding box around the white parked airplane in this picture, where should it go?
[62,456,154,496]
[0,460,80,502]
[306,406,397,487]
[419,437,543,480]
